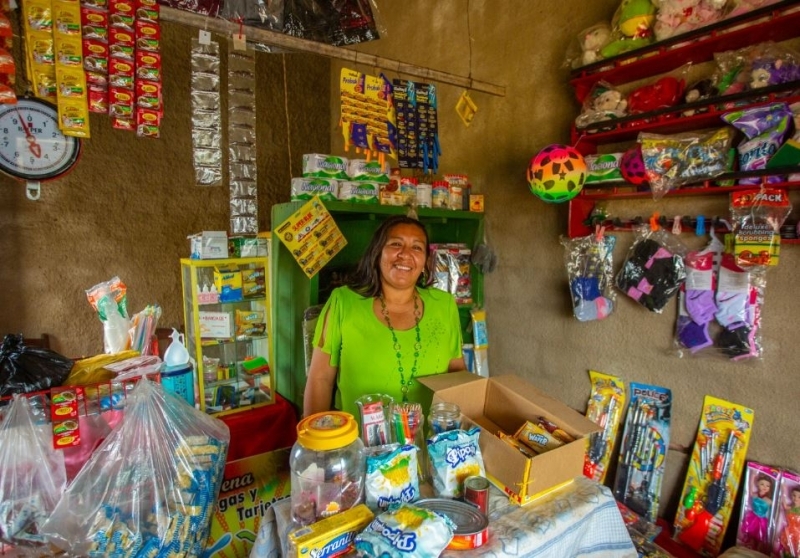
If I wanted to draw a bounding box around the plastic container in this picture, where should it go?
[161,364,195,407]
[163,329,190,367]
[290,411,365,526]
[428,401,462,435]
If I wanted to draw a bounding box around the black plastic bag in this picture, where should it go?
[283,0,381,46]
[0,334,73,397]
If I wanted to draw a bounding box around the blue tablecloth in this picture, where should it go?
[250,475,637,558]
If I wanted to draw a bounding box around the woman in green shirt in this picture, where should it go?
[303,215,466,420]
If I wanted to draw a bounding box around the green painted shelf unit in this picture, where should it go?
[271,201,485,411]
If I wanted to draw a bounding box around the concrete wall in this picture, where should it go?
[0,22,331,356]
[331,0,800,519]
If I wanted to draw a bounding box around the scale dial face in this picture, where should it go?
[0,97,81,181]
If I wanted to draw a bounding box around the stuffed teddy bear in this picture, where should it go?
[600,0,657,59]
[575,82,629,128]
[580,23,613,66]
[654,0,726,41]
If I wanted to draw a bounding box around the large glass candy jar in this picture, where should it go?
[290,411,365,526]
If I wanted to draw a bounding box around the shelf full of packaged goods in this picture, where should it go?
[568,0,800,102]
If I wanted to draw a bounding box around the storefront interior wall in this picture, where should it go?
[331,0,800,519]
[0,0,797,523]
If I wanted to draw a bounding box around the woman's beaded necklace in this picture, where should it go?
[379,292,422,402]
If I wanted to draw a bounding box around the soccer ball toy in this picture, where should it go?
[527,144,587,203]
[621,144,648,186]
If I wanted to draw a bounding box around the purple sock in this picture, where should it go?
[677,315,714,353]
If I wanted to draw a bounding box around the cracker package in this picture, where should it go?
[41,377,230,557]
[426,427,484,499]
[365,444,420,512]
[355,503,454,558]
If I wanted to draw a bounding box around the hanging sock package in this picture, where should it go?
[561,231,616,322]
[615,227,687,313]
[0,394,67,551]
[41,377,230,557]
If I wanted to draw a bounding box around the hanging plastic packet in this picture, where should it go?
[355,503,454,558]
[583,370,627,484]
[85,276,131,354]
[364,444,420,512]
[0,395,67,550]
[615,226,687,313]
[730,187,791,267]
[561,231,616,321]
[673,396,754,557]
[640,128,734,199]
[426,427,484,499]
[722,102,792,185]
[736,461,781,554]
[470,308,489,378]
[612,382,672,523]
[714,253,765,361]
[675,230,723,358]
[191,37,222,186]
[228,41,258,234]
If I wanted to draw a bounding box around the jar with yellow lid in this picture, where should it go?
[290,411,366,526]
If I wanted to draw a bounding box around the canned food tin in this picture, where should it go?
[415,498,489,550]
[464,475,490,515]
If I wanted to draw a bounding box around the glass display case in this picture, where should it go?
[180,256,274,416]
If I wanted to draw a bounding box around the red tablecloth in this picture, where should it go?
[220,393,297,461]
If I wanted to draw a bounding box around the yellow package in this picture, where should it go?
[64,350,140,386]
[497,431,536,458]
[235,309,265,337]
[584,370,627,483]
[515,420,565,454]
[288,504,374,558]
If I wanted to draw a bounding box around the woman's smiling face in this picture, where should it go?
[379,223,427,291]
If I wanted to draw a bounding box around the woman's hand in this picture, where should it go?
[448,356,467,372]
[303,347,338,417]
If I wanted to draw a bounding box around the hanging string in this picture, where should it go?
[281,53,293,179]
[466,0,473,82]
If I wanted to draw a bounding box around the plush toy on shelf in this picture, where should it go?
[726,0,779,18]
[653,0,727,41]
[575,81,629,129]
[600,0,657,59]
[580,23,613,66]
[628,76,686,113]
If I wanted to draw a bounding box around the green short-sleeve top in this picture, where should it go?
[313,285,463,419]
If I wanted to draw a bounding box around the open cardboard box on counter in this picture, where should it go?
[420,372,600,505]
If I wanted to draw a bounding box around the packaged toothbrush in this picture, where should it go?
[583,370,627,483]
[612,382,672,523]
[673,395,754,557]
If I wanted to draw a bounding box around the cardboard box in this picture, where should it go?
[189,231,229,259]
[214,266,243,302]
[205,448,291,557]
[420,372,600,505]
[199,311,232,338]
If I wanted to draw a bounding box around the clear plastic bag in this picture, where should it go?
[0,394,67,553]
[575,80,628,129]
[283,0,384,46]
[561,231,616,321]
[41,377,230,557]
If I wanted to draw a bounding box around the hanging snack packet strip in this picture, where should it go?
[355,503,455,558]
[673,396,754,557]
[612,382,672,523]
[584,370,627,483]
[426,427,484,499]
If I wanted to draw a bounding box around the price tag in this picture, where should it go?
[233,30,246,51]
[198,29,212,45]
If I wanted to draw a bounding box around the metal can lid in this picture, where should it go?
[414,498,488,534]
[465,475,490,491]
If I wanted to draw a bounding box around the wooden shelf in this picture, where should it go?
[568,0,800,102]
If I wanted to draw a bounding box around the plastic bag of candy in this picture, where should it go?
[41,377,230,556]
[722,102,793,185]
[426,427,485,499]
[365,444,420,512]
[639,128,734,199]
[355,503,455,558]
[0,394,67,552]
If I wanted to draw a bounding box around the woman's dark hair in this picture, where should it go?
[348,215,430,297]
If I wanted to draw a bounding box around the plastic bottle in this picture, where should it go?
[163,329,190,367]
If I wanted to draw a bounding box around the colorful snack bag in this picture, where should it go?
[730,188,791,268]
[515,420,565,454]
[584,370,627,483]
[613,382,672,523]
[722,103,793,185]
[736,461,781,554]
[772,469,800,558]
[355,503,454,558]
[365,444,419,512]
[426,427,484,499]
[673,396,754,557]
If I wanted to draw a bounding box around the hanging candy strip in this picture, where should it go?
[190,37,222,187]
[227,41,257,234]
